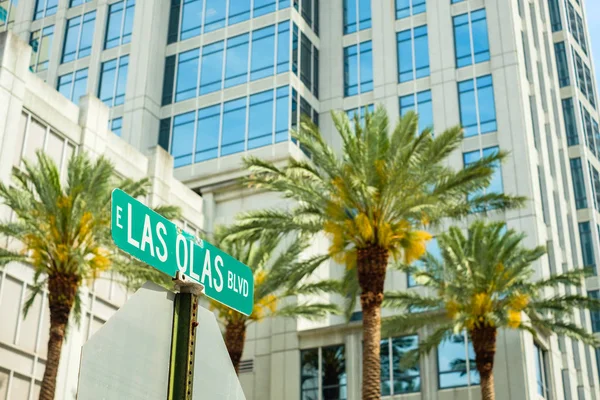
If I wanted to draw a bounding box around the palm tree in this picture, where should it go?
[226,107,524,399]
[383,220,600,400]
[211,228,339,373]
[0,151,179,400]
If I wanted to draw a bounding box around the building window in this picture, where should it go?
[534,343,550,398]
[570,158,588,209]
[588,291,600,332]
[105,0,135,49]
[346,104,374,127]
[300,0,319,35]
[589,162,600,210]
[343,0,371,34]
[301,345,347,400]
[407,236,440,288]
[573,50,596,108]
[554,42,570,87]
[57,68,88,105]
[381,335,420,395]
[33,0,58,20]
[397,25,429,83]
[98,55,129,107]
[110,117,123,136]
[562,98,578,146]
[62,11,96,63]
[163,21,292,105]
[166,86,292,167]
[395,0,425,20]
[453,9,490,68]
[70,0,93,6]
[399,90,433,135]
[463,146,503,209]
[224,33,249,88]
[548,0,562,32]
[579,222,596,274]
[581,104,599,158]
[1,0,18,30]
[29,26,54,73]
[344,40,373,97]
[168,0,290,43]
[458,75,497,137]
[437,333,480,389]
[567,2,587,54]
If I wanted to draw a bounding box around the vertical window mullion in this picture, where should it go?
[191,109,199,164]
[118,0,127,46]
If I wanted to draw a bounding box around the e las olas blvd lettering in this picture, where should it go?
[111,189,254,316]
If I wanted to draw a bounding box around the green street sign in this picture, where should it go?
[111,189,254,316]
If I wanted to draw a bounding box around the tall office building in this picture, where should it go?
[2,0,600,399]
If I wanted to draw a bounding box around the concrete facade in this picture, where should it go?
[1,0,600,399]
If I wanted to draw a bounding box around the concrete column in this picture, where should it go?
[78,94,110,157]
[0,31,29,181]
[122,0,169,153]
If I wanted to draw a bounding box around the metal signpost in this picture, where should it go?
[81,189,253,399]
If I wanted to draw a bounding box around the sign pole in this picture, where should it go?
[168,273,204,400]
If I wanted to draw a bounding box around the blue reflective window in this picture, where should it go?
[62,11,96,63]
[344,40,372,97]
[229,0,251,25]
[57,68,88,105]
[275,86,290,142]
[34,0,58,20]
[221,98,247,156]
[463,146,503,205]
[105,0,135,49]
[570,158,588,209]
[346,104,374,127]
[196,105,220,161]
[204,0,226,33]
[397,25,429,83]
[277,22,290,73]
[562,98,579,146]
[588,291,600,332]
[171,111,195,167]
[225,33,249,88]
[381,335,420,396]
[581,104,598,157]
[110,117,123,136]
[399,90,433,135]
[251,25,276,81]
[181,0,203,40]
[579,222,596,274]
[554,42,570,87]
[29,25,54,73]
[453,9,490,68]
[70,0,92,6]
[292,23,299,74]
[548,0,561,31]
[176,49,200,102]
[437,334,480,389]
[589,162,600,210]
[254,0,276,17]
[343,0,371,34]
[200,41,224,95]
[249,90,275,149]
[395,0,425,20]
[458,75,497,137]
[98,55,129,107]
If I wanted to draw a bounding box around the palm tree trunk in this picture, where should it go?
[224,320,247,374]
[39,273,79,400]
[357,244,389,400]
[470,326,497,400]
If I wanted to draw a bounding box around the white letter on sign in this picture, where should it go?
[140,215,155,257]
[176,234,187,273]
[214,255,223,292]
[116,206,123,229]
[156,222,168,262]
[127,203,140,248]
[189,240,200,281]
[201,249,213,288]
